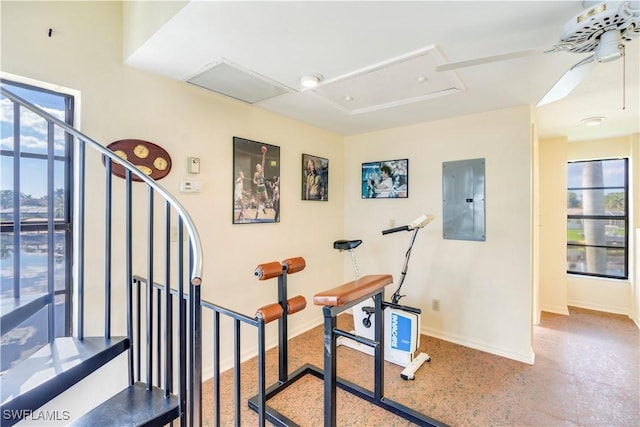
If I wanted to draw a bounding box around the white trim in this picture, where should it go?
[0,71,82,129]
[422,327,535,365]
[540,305,570,316]
[566,299,631,316]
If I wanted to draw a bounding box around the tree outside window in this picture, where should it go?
[566,158,628,279]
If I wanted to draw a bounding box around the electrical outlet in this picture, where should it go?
[432,299,440,311]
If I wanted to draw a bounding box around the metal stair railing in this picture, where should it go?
[0,87,204,426]
[134,277,273,427]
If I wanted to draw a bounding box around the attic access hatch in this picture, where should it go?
[186,59,292,104]
[311,45,464,114]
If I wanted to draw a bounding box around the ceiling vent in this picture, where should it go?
[311,46,464,114]
[186,59,292,104]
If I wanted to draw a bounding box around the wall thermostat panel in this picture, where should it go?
[180,180,201,193]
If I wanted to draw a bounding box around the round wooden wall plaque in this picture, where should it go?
[104,139,172,181]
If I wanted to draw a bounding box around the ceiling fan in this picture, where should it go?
[436,1,640,106]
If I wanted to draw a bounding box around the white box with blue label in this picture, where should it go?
[384,308,420,366]
[337,303,421,368]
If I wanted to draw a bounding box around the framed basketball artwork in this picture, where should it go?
[232,137,281,224]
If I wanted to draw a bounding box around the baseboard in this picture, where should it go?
[539,304,570,316]
[566,299,630,316]
[422,327,535,365]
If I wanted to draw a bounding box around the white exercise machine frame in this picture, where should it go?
[335,214,434,380]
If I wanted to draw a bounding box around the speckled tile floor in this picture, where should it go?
[202,307,639,426]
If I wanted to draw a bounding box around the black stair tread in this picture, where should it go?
[0,336,130,415]
[70,382,179,427]
[0,293,51,335]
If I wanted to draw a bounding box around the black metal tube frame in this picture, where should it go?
[247,268,448,427]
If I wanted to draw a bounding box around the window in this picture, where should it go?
[567,158,628,279]
[0,79,74,371]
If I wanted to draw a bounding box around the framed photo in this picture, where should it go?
[302,153,329,201]
[361,158,408,199]
[233,137,280,224]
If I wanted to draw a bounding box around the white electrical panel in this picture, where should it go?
[442,158,486,241]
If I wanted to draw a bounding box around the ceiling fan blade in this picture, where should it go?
[436,47,549,72]
[536,56,596,106]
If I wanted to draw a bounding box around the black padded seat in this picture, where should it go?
[333,239,362,250]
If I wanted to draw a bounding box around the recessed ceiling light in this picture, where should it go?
[580,116,606,126]
[300,74,323,88]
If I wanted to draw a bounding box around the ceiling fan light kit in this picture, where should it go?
[595,30,624,62]
[438,1,640,106]
[543,1,639,105]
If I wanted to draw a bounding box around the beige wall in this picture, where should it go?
[633,134,640,326]
[539,137,570,315]
[122,1,188,59]
[1,1,346,369]
[344,106,535,363]
[9,1,637,370]
[1,0,535,365]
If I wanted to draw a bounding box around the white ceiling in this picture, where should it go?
[126,1,640,140]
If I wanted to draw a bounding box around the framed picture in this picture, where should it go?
[302,153,329,201]
[233,136,280,224]
[361,158,408,199]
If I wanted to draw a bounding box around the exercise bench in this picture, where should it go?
[313,274,446,427]
[248,258,446,427]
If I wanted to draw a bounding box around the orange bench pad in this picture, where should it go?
[313,274,393,307]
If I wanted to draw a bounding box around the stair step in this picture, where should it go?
[0,293,51,335]
[70,382,179,427]
[0,336,130,425]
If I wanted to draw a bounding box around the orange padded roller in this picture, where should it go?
[254,261,283,280]
[287,295,307,315]
[256,303,284,323]
[283,257,306,274]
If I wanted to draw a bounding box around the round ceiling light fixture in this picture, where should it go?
[580,116,606,126]
[300,74,323,88]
